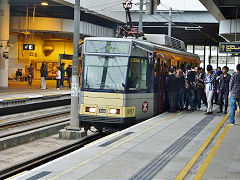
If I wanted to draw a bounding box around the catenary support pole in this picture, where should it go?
[69,0,81,130]
[139,0,143,32]
[59,0,84,139]
[168,7,172,37]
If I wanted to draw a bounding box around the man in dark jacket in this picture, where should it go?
[195,67,206,110]
[186,66,197,111]
[66,65,72,88]
[217,66,231,114]
[165,68,178,112]
[229,64,240,125]
[28,64,34,86]
[60,63,65,87]
[40,61,48,90]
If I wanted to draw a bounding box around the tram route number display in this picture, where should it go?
[23,44,35,50]
[219,42,240,53]
[142,101,148,113]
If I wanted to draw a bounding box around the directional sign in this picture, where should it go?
[219,42,240,53]
[23,44,35,50]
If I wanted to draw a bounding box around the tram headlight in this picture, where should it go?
[109,108,120,114]
[85,107,96,113]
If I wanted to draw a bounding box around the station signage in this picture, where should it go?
[219,42,240,53]
[23,44,35,50]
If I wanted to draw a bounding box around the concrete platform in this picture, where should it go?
[0,81,71,115]
[13,108,237,180]
[203,122,240,180]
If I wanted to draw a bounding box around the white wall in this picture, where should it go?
[10,17,114,37]
[8,35,25,79]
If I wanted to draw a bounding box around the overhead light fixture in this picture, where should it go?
[41,2,48,6]
[185,27,202,31]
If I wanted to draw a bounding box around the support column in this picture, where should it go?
[138,0,143,32]
[203,44,206,71]
[0,0,9,87]
[168,7,172,37]
[209,42,212,65]
[216,45,219,68]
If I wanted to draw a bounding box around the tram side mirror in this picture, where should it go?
[122,83,125,88]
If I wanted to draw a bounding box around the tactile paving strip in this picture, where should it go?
[129,115,216,180]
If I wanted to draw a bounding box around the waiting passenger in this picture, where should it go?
[66,65,72,88]
[40,62,48,90]
[200,67,208,107]
[229,64,240,125]
[214,70,221,104]
[16,69,22,81]
[176,69,186,111]
[217,66,231,114]
[186,65,196,111]
[28,64,33,86]
[56,67,61,90]
[195,67,205,110]
[60,63,65,87]
[165,68,178,112]
[204,65,216,115]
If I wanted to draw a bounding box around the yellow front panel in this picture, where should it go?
[79,92,136,118]
[83,91,124,106]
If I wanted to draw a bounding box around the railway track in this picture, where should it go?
[0,106,105,179]
[0,133,102,179]
[0,107,70,138]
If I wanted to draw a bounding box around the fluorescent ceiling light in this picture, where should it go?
[41,2,48,6]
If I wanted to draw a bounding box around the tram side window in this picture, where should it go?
[165,59,171,69]
[127,58,148,91]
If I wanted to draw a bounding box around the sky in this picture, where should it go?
[131,0,207,11]
[63,0,207,22]
[64,0,207,11]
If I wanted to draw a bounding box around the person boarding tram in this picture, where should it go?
[165,68,178,112]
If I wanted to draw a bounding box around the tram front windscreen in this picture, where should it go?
[83,55,129,91]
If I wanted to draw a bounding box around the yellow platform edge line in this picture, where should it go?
[43,94,62,97]
[175,112,230,180]
[3,97,30,101]
[0,88,56,95]
[193,124,231,180]
[5,170,28,180]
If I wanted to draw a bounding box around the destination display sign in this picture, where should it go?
[219,42,240,53]
[23,44,35,50]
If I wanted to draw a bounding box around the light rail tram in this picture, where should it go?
[79,35,200,132]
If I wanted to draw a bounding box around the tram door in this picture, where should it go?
[154,58,165,114]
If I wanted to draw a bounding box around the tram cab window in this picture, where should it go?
[127,58,148,91]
